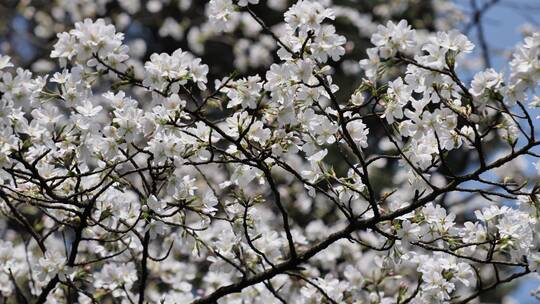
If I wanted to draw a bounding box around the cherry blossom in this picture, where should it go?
[0,1,538,304]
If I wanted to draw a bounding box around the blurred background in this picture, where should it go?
[0,0,539,302]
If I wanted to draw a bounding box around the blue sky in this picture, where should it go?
[456,0,540,70]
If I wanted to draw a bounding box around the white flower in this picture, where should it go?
[225,75,263,109]
[94,262,137,292]
[350,91,365,106]
[469,68,504,97]
[208,0,238,32]
[528,252,540,272]
[75,101,103,117]
[143,48,208,93]
[52,18,128,67]
[384,77,411,123]
[307,148,327,163]
[147,194,167,214]
[474,205,506,222]
[35,251,68,282]
[397,220,421,242]
[0,55,13,70]
[237,0,259,7]
[230,165,261,188]
[371,20,416,58]
[248,121,272,144]
[346,119,369,148]
[436,30,474,53]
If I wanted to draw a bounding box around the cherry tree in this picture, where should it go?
[0,0,539,303]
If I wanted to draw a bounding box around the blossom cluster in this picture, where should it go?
[0,1,538,304]
[5,0,465,75]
